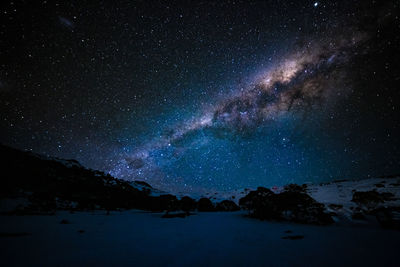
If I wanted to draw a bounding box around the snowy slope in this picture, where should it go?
[129,181,168,197]
[307,177,400,222]
[198,176,400,207]
[307,177,400,206]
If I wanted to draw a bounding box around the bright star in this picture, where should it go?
[314,2,318,7]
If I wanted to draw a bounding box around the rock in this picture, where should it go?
[352,190,395,205]
[239,187,333,225]
[283,183,307,193]
[197,198,214,211]
[216,200,240,211]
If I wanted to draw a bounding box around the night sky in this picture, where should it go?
[1,1,399,194]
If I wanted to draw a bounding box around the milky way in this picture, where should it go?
[212,32,367,132]
[1,1,399,195]
[110,29,371,192]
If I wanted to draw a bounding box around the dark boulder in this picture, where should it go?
[216,200,240,211]
[352,190,395,205]
[239,187,333,225]
[283,183,307,193]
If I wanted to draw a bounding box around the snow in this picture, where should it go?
[307,177,400,220]
[201,177,400,206]
[129,181,167,197]
[308,177,400,204]
[1,210,400,266]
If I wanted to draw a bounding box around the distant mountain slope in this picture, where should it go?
[0,145,238,214]
[0,144,178,213]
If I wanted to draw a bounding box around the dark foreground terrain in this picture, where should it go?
[1,210,400,267]
[1,144,400,266]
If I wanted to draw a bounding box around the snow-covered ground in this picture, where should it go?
[198,177,400,206]
[129,181,167,197]
[1,210,400,266]
[308,177,400,221]
[308,177,400,205]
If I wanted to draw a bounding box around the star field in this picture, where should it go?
[1,1,399,194]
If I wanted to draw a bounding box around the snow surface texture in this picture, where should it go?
[1,210,400,266]
[200,177,400,204]
[308,177,400,219]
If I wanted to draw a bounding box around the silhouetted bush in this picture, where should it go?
[239,187,274,210]
[216,200,240,211]
[197,198,214,211]
[180,196,197,213]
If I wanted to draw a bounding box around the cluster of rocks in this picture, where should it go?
[351,189,400,230]
[351,190,395,206]
[238,186,334,225]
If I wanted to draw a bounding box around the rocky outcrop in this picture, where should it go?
[283,183,307,193]
[239,186,333,225]
[350,190,399,229]
[352,190,395,205]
